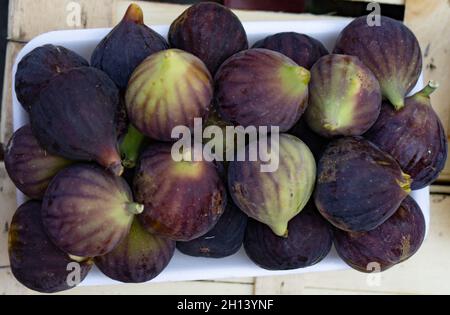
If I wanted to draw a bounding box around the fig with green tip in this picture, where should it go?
[334,15,422,110]
[42,164,144,257]
[305,54,381,138]
[228,134,316,237]
[95,218,175,283]
[9,201,93,293]
[215,49,310,132]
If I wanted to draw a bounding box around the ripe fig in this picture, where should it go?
[334,195,425,272]
[244,203,333,270]
[134,144,226,241]
[15,44,88,111]
[30,67,123,176]
[334,16,422,110]
[4,125,72,199]
[177,199,248,258]
[91,4,169,90]
[95,218,175,283]
[169,2,248,74]
[305,54,381,138]
[215,49,310,132]
[9,201,93,293]
[228,134,316,237]
[315,137,411,232]
[365,82,447,190]
[252,32,329,69]
[42,164,144,257]
[126,49,213,142]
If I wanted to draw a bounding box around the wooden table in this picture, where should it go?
[1,0,450,295]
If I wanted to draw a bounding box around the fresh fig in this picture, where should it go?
[244,203,333,270]
[30,67,123,176]
[42,164,144,257]
[315,137,411,232]
[134,144,226,241]
[15,44,88,111]
[4,125,72,199]
[215,49,310,132]
[334,195,425,272]
[169,2,248,74]
[365,82,447,190]
[177,199,247,258]
[305,54,381,138]
[289,117,329,160]
[252,32,329,69]
[91,4,169,90]
[228,134,316,237]
[95,218,175,283]
[126,49,213,142]
[334,15,422,110]
[9,201,93,293]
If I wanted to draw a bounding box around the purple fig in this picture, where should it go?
[4,125,72,199]
[334,195,425,272]
[365,82,447,190]
[334,15,422,110]
[305,54,381,138]
[315,137,411,232]
[169,2,248,74]
[42,164,144,257]
[215,49,310,132]
[9,201,93,293]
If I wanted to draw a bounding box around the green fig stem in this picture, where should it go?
[120,125,146,169]
[398,172,412,194]
[124,3,144,24]
[415,80,439,99]
[126,202,144,215]
[69,255,91,263]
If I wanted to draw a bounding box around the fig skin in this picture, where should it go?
[126,49,213,142]
[169,2,248,75]
[334,15,422,110]
[42,164,144,257]
[15,44,88,111]
[215,49,310,132]
[305,54,381,138]
[91,4,169,90]
[334,196,425,273]
[9,201,93,293]
[134,144,227,241]
[228,134,316,237]
[244,203,333,270]
[252,32,329,69]
[315,136,411,232]
[95,218,175,283]
[30,67,124,176]
[4,125,72,199]
[365,82,447,190]
[177,199,248,258]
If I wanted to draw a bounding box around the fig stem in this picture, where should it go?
[126,202,145,215]
[124,3,144,24]
[120,125,146,169]
[415,80,439,99]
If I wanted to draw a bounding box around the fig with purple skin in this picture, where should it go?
[9,201,93,293]
[315,137,412,232]
[334,15,422,110]
[169,2,248,74]
[91,4,169,90]
[4,125,72,199]
[95,218,175,283]
[42,164,144,257]
[252,32,329,69]
[30,67,124,176]
[305,54,381,138]
[244,203,333,270]
[15,44,88,111]
[334,195,425,272]
[215,49,310,132]
[126,49,213,142]
[365,82,447,190]
[134,144,226,241]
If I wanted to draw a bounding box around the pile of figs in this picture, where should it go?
[5,2,447,293]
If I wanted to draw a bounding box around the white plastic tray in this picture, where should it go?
[12,19,430,285]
